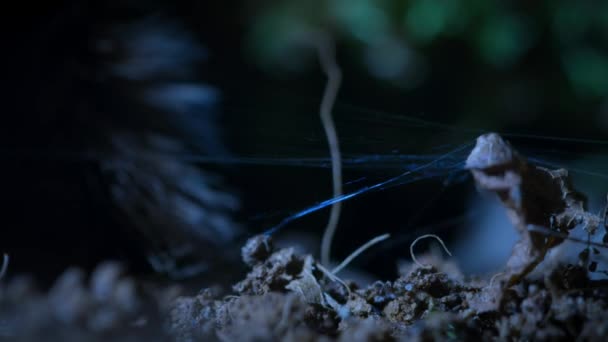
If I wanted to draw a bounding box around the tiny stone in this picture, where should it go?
[528,284,539,295]
[241,235,274,266]
[337,306,350,320]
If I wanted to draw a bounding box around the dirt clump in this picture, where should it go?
[145,225,608,340]
[233,236,309,296]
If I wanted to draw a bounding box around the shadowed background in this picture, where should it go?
[3,0,608,285]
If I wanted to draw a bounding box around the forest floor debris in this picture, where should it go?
[5,243,608,341]
[165,233,608,341]
[2,133,608,341]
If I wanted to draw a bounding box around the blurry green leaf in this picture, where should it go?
[404,0,464,43]
[363,36,427,86]
[596,2,608,37]
[329,0,390,44]
[478,15,534,68]
[563,48,608,98]
[245,6,317,72]
[552,2,591,43]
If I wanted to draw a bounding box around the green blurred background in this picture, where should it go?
[242,1,605,120]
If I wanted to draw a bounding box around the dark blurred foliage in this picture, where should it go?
[242,0,608,134]
[2,1,608,283]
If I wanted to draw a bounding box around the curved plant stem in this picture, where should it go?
[332,233,390,275]
[317,34,343,267]
[410,234,452,269]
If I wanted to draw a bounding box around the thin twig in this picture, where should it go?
[0,254,9,280]
[332,233,391,275]
[488,272,504,288]
[410,234,452,269]
[316,262,352,297]
[527,225,608,249]
[317,34,343,267]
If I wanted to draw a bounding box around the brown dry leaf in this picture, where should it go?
[465,133,598,310]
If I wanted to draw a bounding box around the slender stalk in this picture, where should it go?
[317,34,343,267]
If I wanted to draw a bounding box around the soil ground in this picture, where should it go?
[2,235,607,341]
